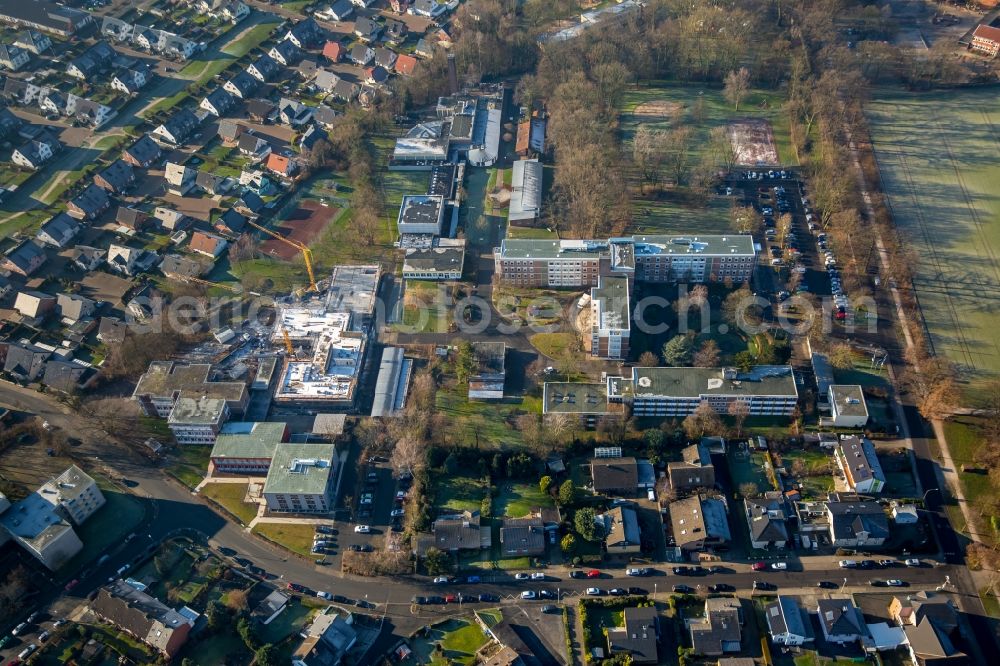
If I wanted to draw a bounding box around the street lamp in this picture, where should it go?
[653,582,657,599]
[842,577,847,590]
[922,488,940,503]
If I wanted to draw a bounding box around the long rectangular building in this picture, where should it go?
[590,276,630,360]
[608,365,798,417]
[494,235,752,289]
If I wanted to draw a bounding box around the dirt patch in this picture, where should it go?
[727,119,779,166]
[260,201,339,261]
[633,100,684,120]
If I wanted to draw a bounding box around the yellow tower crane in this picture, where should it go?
[246,220,318,292]
[282,329,294,356]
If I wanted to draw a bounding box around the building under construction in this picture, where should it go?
[270,265,381,410]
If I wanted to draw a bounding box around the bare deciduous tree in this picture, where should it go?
[723,67,751,111]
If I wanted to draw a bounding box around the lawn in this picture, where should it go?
[400,280,448,333]
[167,445,211,489]
[727,448,777,495]
[777,449,834,498]
[221,20,278,58]
[868,88,1000,400]
[529,332,578,359]
[252,522,317,557]
[618,83,795,236]
[942,417,994,535]
[201,483,259,525]
[980,588,1000,619]
[259,598,315,644]
[506,225,559,239]
[495,480,554,518]
[0,208,50,241]
[434,382,528,448]
[411,619,489,666]
[435,473,486,515]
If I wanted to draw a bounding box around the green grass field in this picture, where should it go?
[252,523,317,557]
[868,88,1000,400]
[201,483,258,525]
[618,83,794,236]
[495,480,554,518]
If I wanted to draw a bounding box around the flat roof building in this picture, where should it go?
[167,396,229,445]
[469,342,506,401]
[828,385,869,428]
[263,443,339,514]
[590,276,630,360]
[326,264,380,330]
[371,346,411,417]
[403,239,465,281]
[209,422,289,475]
[397,194,445,236]
[0,487,84,570]
[38,465,105,526]
[508,158,542,223]
[133,361,247,418]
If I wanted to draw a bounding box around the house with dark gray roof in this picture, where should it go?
[0,106,22,141]
[350,43,375,65]
[331,79,359,102]
[499,515,545,557]
[122,134,161,168]
[591,456,639,495]
[247,98,276,123]
[94,159,135,194]
[284,17,323,48]
[67,184,110,220]
[224,71,259,99]
[153,109,200,145]
[817,598,869,645]
[218,119,244,144]
[91,580,191,658]
[67,41,115,80]
[766,596,814,646]
[1,239,47,276]
[238,190,266,215]
[354,16,382,42]
[36,213,81,248]
[200,88,237,117]
[3,342,51,381]
[419,510,490,554]
[0,42,30,70]
[670,493,731,553]
[247,54,281,82]
[608,606,659,664]
[15,30,51,54]
[43,360,97,394]
[691,597,743,656]
[216,209,247,235]
[117,207,151,230]
[600,503,642,555]
[71,246,106,271]
[268,40,301,66]
[825,492,889,547]
[744,492,790,550]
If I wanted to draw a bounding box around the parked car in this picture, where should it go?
[539,590,556,599]
[627,587,647,595]
[839,560,858,569]
[287,583,305,592]
[542,605,558,613]
[316,591,333,600]
[672,584,694,594]
[569,571,586,579]
[626,568,649,577]
[515,573,530,581]
[520,591,537,600]
[816,581,838,589]
[586,569,601,578]
[354,525,371,534]
[433,576,452,584]
[609,588,626,596]
[751,562,767,572]
[585,587,603,596]
[886,579,907,587]
[412,596,427,605]
[466,575,481,584]
[770,562,788,571]
[530,572,546,581]
[390,509,405,517]
[479,593,499,602]
[708,584,735,593]
[753,581,777,591]
[904,558,922,567]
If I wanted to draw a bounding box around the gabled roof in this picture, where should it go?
[818,599,867,638]
[322,40,343,61]
[350,43,373,62]
[69,184,110,216]
[202,88,236,113]
[246,98,276,119]
[354,16,381,37]
[158,109,200,142]
[249,53,281,80]
[123,134,161,165]
[973,24,1000,43]
[227,71,259,97]
[37,212,81,245]
[239,190,266,213]
[745,493,789,543]
[270,40,301,63]
[591,457,638,491]
[96,159,134,191]
[395,54,418,75]
[3,239,47,273]
[218,119,243,141]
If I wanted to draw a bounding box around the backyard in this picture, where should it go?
[868,87,1000,401]
[433,381,532,449]
[411,618,490,666]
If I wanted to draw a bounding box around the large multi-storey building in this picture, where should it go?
[209,422,290,474]
[590,276,630,360]
[494,235,753,289]
[38,465,106,525]
[606,366,798,417]
[263,444,339,514]
[167,396,229,445]
[132,361,247,418]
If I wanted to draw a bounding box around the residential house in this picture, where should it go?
[57,293,96,322]
[164,162,196,195]
[67,41,115,80]
[237,190,266,216]
[200,88,237,117]
[0,43,30,70]
[196,171,231,195]
[269,40,301,66]
[374,47,397,70]
[389,0,411,12]
[122,134,161,168]
[215,209,247,235]
[0,106,22,140]
[364,65,389,86]
[71,246,106,271]
[111,64,151,94]
[385,18,407,44]
[12,137,55,170]
[313,105,338,128]
[410,0,449,17]
[240,169,273,193]
[67,184,110,220]
[744,492,790,550]
[218,0,249,22]
[106,244,142,276]
[238,133,271,160]
[322,40,344,62]
[154,207,190,231]
[14,291,56,319]
[817,599,870,645]
[670,493,731,554]
[591,456,639,496]
[15,30,52,55]
[94,159,135,194]
[43,361,97,394]
[351,0,378,6]
[247,54,281,83]
[608,606,658,664]
[0,276,10,299]
[116,207,150,231]
[189,231,228,258]
[3,77,42,105]
[331,79,359,102]
[252,589,289,625]
[691,597,743,656]
[1,239,47,276]
[247,98,276,123]
[667,442,716,491]
[161,254,211,280]
[153,109,200,145]
[218,118,244,144]
[766,596,814,646]
[600,503,641,555]
[835,436,885,493]
[91,580,191,658]
[971,24,1000,58]
[395,53,418,76]
[315,69,340,93]
[224,71,259,99]
[826,494,890,547]
[284,17,323,49]
[415,37,433,58]
[299,124,327,152]
[420,511,490,554]
[889,592,968,666]
[354,16,382,42]
[3,342,51,381]
[279,98,314,126]
[67,95,115,129]
[292,611,358,666]
[97,317,127,344]
[350,43,375,65]
[39,89,68,116]
[324,0,354,21]
[499,516,545,557]
[36,213,81,248]
[828,385,869,428]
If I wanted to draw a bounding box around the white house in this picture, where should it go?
[0,43,31,71]
[834,436,885,494]
[164,162,196,195]
[828,384,869,428]
[12,139,54,170]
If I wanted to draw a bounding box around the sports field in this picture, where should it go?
[868,88,1000,394]
[618,83,795,236]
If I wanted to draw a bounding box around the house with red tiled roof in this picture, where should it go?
[189,231,228,258]
[322,41,343,62]
[395,54,417,76]
[266,153,297,178]
[972,24,1000,58]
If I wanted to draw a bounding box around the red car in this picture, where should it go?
[64,579,79,592]
[287,582,305,592]
[751,562,767,571]
[444,594,457,603]
[586,569,601,578]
